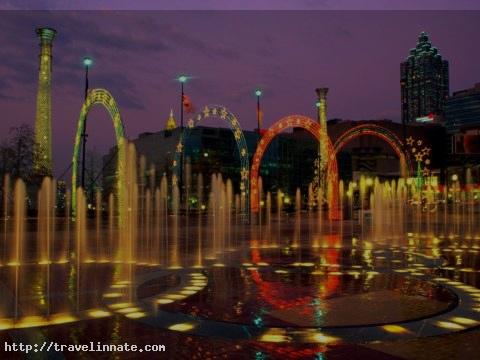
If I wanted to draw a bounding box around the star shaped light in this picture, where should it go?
[220,107,228,119]
[241,168,249,180]
[203,106,210,117]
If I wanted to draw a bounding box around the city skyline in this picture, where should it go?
[0,11,479,175]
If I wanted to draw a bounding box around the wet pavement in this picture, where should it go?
[1,220,480,359]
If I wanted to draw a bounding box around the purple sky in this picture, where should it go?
[1,0,480,10]
[0,11,479,176]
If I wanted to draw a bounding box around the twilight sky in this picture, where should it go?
[0,11,479,176]
[1,0,480,10]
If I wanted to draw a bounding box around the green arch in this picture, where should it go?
[71,88,126,215]
[171,105,250,217]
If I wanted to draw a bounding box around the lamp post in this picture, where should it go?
[255,89,262,143]
[315,100,321,120]
[178,75,188,198]
[178,75,187,129]
[254,89,262,225]
[81,56,92,189]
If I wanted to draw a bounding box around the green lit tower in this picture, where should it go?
[34,27,57,176]
[315,88,329,192]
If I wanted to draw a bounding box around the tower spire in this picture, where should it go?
[165,108,177,131]
[34,27,57,177]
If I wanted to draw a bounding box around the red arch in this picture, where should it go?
[250,115,339,220]
[333,124,413,177]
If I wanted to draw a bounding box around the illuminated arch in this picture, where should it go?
[250,115,339,220]
[333,124,413,177]
[171,105,250,214]
[71,89,126,214]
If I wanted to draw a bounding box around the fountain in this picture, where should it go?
[0,140,479,357]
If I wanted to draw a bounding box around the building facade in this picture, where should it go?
[443,83,480,183]
[401,31,449,124]
[445,83,480,135]
[102,115,447,198]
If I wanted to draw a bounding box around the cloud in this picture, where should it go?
[92,71,145,110]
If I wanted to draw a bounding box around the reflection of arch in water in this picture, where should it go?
[171,105,250,215]
[249,235,341,310]
[71,89,126,215]
[333,124,413,177]
[250,115,339,220]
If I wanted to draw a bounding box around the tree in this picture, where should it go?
[0,124,35,183]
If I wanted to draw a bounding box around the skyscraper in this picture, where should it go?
[401,31,449,124]
[34,27,57,176]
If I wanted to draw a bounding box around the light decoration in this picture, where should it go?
[333,124,413,178]
[171,105,250,216]
[250,115,339,220]
[34,27,57,176]
[72,89,126,217]
[404,135,432,181]
[317,88,329,203]
[168,322,195,332]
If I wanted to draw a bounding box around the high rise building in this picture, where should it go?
[34,27,57,176]
[401,31,449,124]
[445,83,480,154]
[445,83,480,133]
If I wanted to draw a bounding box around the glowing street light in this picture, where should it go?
[451,174,458,182]
[177,74,190,197]
[83,56,93,69]
[81,56,93,189]
[255,88,262,144]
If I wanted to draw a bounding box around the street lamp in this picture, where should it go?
[177,75,189,197]
[81,56,93,189]
[177,75,188,128]
[255,89,262,141]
